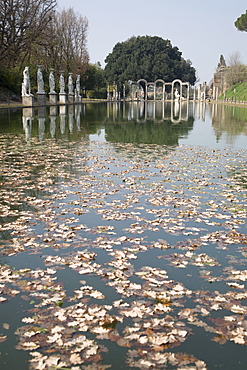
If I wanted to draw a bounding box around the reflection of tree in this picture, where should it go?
[211,104,247,138]
[0,109,22,134]
[105,118,194,146]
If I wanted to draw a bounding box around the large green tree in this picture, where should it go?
[104,36,197,85]
[235,10,247,32]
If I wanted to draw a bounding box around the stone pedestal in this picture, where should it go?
[68,93,74,104]
[37,92,46,106]
[59,93,67,104]
[49,92,58,105]
[22,95,34,107]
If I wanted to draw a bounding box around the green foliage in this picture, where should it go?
[82,63,107,98]
[86,88,107,99]
[0,67,22,94]
[104,36,197,86]
[220,82,247,101]
[83,63,106,90]
[235,10,247,32]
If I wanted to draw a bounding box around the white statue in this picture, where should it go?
[22,67,31,96]
[76,75,80,96]
[49,69,56,93]
[37,66,44,92]
[68,73,73,94]
[174,88,180,100]
[59,72,65,94]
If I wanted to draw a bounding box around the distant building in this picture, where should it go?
[209,55,230,99]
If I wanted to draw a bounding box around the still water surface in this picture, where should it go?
[0,101,246,369]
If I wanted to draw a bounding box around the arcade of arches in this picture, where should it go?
[130,79,192,101]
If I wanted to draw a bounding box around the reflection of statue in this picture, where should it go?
[49,70,55,93]
[68,73,73,94]
[174,88,180,100]
[37,66,44,92]
[22,67,31,96]
[59,72,65,94]
[76,75,80,96]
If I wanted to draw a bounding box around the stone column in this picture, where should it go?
[197,84,201,100]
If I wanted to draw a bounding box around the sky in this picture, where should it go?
[57,0,247,85]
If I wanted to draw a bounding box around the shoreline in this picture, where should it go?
[1,99,247,110]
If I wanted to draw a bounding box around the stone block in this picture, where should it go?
[37,92,46,106]
[22,95,34,107]
[59,93,67,104]
[68,94,74,104]
[49,93,58,105]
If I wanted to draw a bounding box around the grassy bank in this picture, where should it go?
[220,82,247,101]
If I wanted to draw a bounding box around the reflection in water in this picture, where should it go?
[59,105,66,135]
[210,103,247,139]
[19,102,247,148]
[38,107,46,142]
[22,107,34,141]
[50,106,57,138]
[106,101,190,124]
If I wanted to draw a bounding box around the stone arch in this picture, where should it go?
[164,82,172,100]
[137,79,148,100]
[182,82,190,100]
[147,82,155,100]
[171,79,183,100]
[154,79,165,100]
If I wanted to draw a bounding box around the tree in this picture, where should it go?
[235,10,247,32]
[32,7,89,77]
[51,7,89,75]
[226,51,247,86]
[0,0,56,68]
[82,62,105,90]
[104,36,197,86]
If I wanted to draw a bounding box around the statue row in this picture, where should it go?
[22,66,81,97]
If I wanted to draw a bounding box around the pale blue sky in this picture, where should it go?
[57,0,247,84]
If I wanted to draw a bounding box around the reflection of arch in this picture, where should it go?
[171,101,189,123]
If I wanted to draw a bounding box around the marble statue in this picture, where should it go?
[76,75,80,96]
[59,72,65,94]
[174,88,180,100]
[37,66,44,92]
[22,67,31,96]
[49,69,56,93]
[68,73,73,94]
